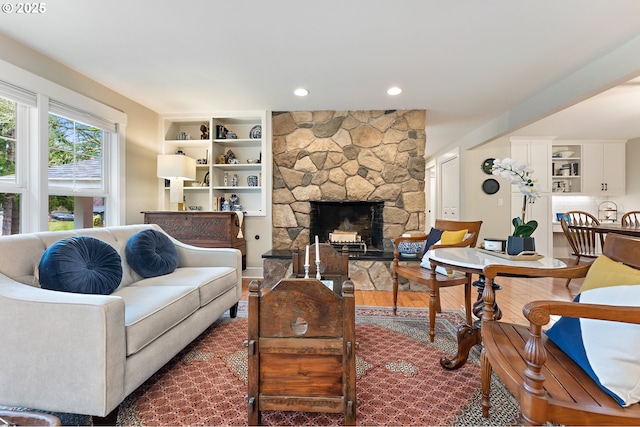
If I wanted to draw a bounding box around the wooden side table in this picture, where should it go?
[142,211,247,269]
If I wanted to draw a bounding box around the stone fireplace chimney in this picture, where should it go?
[272,110,426,251]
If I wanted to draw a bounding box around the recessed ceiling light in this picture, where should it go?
[387,87,402,96]
[294,88,309,97]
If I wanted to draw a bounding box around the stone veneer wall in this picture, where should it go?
[267,109,426,290]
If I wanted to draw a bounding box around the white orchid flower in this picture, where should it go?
[490,158,540,230]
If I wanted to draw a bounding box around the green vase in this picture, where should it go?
[507,236,535,255]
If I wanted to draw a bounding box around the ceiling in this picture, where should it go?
[1,0,640,156]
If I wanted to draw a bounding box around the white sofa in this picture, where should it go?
[0,224,242,418]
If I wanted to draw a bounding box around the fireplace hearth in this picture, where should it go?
[309,201,384,253]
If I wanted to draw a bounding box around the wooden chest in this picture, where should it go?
[142,211,246,269]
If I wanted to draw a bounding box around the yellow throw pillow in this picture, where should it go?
[440,229,468,245]
[580,255,640,293]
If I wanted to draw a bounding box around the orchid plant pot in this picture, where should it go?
[507,236,536,256]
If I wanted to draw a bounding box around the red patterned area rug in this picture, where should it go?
[116,305,522,426]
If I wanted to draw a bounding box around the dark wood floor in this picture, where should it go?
[242,274,582,327]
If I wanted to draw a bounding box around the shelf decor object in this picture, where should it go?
[249,125,262,139]
[598,201,618,223]
[157,153,196,211]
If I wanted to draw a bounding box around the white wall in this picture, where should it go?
[462,138,512,243]
[615,137,640,213]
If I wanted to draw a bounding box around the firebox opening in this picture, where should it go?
[309,201,384,253]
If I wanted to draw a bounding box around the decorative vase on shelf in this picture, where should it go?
[507,236,536,255]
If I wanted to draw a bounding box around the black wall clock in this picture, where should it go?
[481,158,495,175]
[482,178,500,195]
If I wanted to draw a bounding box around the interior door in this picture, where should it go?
[440,156,459,220]
[427,166,436,229]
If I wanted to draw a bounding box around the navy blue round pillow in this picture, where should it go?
[126,229,179,278]
[39,236,123,295]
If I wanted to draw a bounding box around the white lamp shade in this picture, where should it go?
[157,154,196,180]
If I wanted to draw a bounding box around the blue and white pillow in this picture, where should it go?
[546,284,640,406]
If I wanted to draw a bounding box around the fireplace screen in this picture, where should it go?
[309,201,384,253]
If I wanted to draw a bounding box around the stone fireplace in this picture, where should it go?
[310,200,384,253]
[267,109,426,290]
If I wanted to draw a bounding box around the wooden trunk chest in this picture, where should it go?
[142,211,246,269]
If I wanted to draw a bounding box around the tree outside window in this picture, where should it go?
[48,114,103,190]
[48,114,106,230]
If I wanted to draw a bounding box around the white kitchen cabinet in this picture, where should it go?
[582,141,626,195]
[510,138,552,193]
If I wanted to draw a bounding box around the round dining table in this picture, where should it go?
[427,247,567,370]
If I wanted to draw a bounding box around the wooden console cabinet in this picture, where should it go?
[142,211,246,269]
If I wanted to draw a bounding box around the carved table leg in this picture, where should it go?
[440,275,502,370]
[440,321,482,369]
[472,275,502,321]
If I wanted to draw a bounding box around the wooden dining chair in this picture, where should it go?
[392,219,482,342]
[621,211,640,227]
[480,233,640,426]
[291,243,349,294]
[560,210,604,287]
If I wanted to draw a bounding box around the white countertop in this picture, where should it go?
[428,247,567,271]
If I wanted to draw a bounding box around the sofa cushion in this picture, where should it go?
[38,236,122,295]
[113,285,200,356]
[546,284,640,407]
[132,267,237,307]
[125,229,178,278]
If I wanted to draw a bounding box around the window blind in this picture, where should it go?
[49,99,118,133]
[0,80,37,107]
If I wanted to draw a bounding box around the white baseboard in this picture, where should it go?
[242,267,263,278]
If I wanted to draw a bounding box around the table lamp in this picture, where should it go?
[157,153,196,211]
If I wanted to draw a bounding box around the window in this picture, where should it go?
[0,95,22,234]
[0,66,126,234]
[48,114,104,192]
[0,97,17,184]
[47,108,116,229]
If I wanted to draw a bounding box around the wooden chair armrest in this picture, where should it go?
[483,262,591,281]
[479,263,592,322]
[515,299,640,424]
[431,240,469,250]
[524,300,640,327]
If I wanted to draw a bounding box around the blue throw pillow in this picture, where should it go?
[422,227,444,255]
[126,229,179,278]
[546,284,640,406]
[39,236,123,295]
